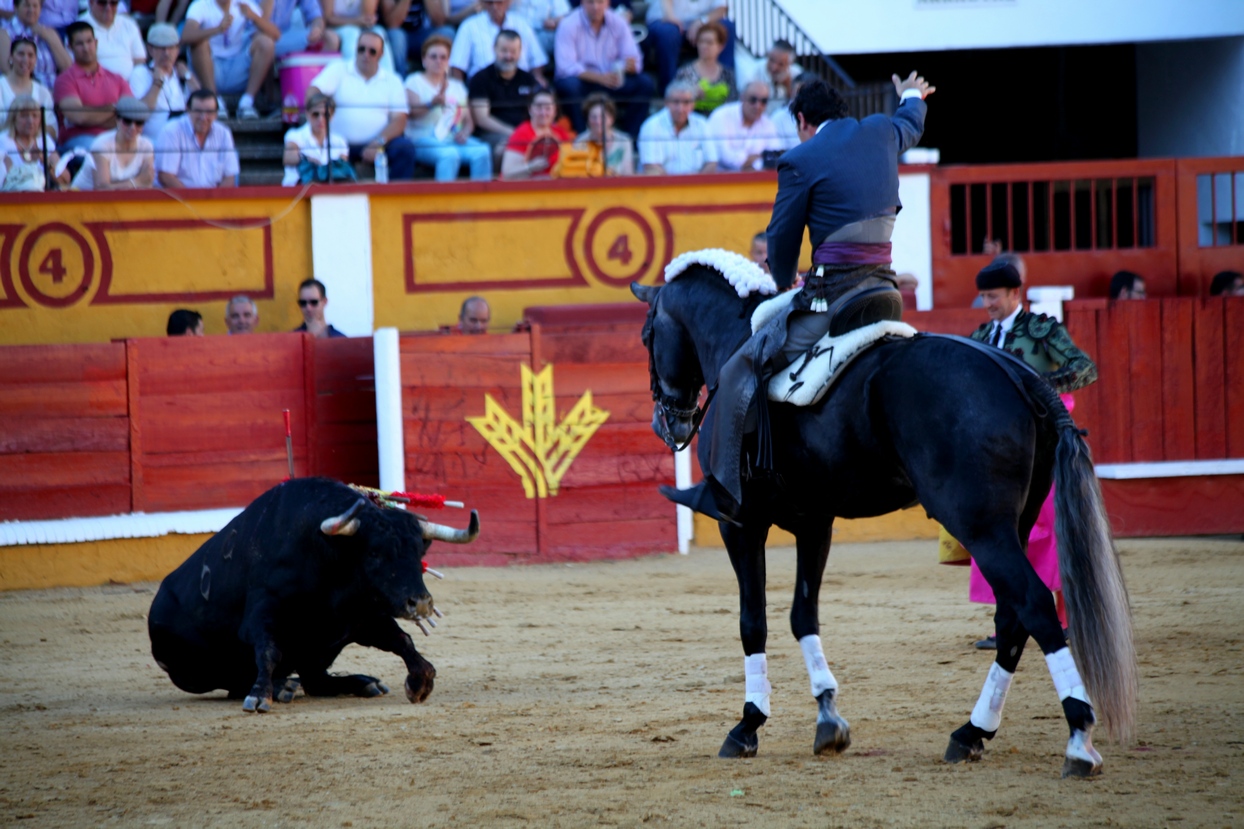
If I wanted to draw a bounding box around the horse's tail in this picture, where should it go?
[1028,377,1138,743]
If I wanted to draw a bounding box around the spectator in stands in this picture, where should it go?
[1210,270,1244,297]
[405,34,490,180]
[646,0,733,94]
[54,21,132,153]
[156,88,240,187]
[450,0,546,83]
[673,19,733,115]
[281,90,349,183]
[706,79,778,171]
[2,37,57,141]
[0,0,69,90]
[552,0,651,137]
[79,0,145,78]
[382,0,446,77]
[747,39,800,115]
[295,277,346,337]
[467,29,536,159]
[573,91,631,175]
[568,0,629,22]
[500,85,567,179]
[1,93,70,187]
[129,24,186,140]
[747,230,766,271]
[323,0,395,75]
[637,79,715,175]
[445,0,480,28]
[511,0,565,57]
[770,72,804,150]
[36,0,80,38]
[167,308,205,335]
[307,30,417,179]
[457,294,490,333]
[225,294,259,332]
[71,95,154,189]
[1108,270,1146,300]
[182,0,280,121]
[273,0,340,60]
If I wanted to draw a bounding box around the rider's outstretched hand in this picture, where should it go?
[892,71,936,99]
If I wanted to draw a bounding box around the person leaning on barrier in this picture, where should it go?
[1209,270,1244,297]
[225,294,259,333]
[294,278,347,338]
[167,308,205,336]
[552,0,652,138]
[54,21,133,153]
[747,230,767,272]
[71,95,155,189]
[306,29,418,180]
[467,28,537,162]
[456,294,490,333]
[156,88,240,187]
[1108,270,1146,300]
[637,79,716,175]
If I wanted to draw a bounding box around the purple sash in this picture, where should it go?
[812,241,893,266]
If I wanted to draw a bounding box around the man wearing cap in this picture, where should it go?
[70,95,155,188]
[129,23,187,139]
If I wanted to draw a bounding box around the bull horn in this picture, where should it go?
[321,498,366,536]
[419,509,480,544]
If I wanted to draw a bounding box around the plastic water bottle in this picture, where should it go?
[374,149,389,184]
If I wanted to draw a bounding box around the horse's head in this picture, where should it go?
[632,281,706,451]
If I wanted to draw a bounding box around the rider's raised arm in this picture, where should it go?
[889,71,934,155]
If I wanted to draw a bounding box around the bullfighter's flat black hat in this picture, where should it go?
[976,261,1022,290]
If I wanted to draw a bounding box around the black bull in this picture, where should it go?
[148,478,480,712]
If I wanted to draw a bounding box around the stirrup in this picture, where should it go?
[659,482,742,527]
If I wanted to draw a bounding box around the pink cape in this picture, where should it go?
[969,394,1075,604]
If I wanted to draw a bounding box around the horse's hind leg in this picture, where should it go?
[789,518,850,756]
[718,520,770,759]
[946,603,1026,763]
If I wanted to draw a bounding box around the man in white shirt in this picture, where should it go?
[706,80,780,171]
[156,89,241,187]
[78,0,145,77]
[449,0,546,82]
[745,39,801,117]
[181,0,280,119]
[307,29,416,178]
[510,0,567,56]
[637,80,716,175]
[129,23,187,139]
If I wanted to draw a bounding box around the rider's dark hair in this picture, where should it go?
[788,77,848,127]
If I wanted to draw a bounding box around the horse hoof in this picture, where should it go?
[363,681,389,698]
[814,718,851,755]
[242,695,271,714]
[1061,757,1102,779]
[405,673,434,704]
[718,733,758,759]
[943,737,983,763]
[276,678,300,704]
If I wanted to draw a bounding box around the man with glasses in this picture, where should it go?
[706,79,780,172]
[449,0,545,83]
[182,0,279,119]
[552,0,650,137]
[129,23,186,138]
[293,278,346,338]
[156,88,241,186]
[78,0,145,77]
[307,29,416,179]
[637,79,716,175]
[54,21,133,153]
[499,86,569,179]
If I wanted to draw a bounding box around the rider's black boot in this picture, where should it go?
[659,478,742,527]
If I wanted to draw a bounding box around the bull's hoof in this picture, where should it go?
[404,673,434,704]
[718,732,758,758]
[363,681,390,698]
[242,695,271,713]
[276,678,301,704]
[943,736,983,763]
[1061,756,1103,779]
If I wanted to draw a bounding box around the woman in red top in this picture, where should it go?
[500,87,572,180]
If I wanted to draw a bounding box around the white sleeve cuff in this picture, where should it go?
[900,88,923,102]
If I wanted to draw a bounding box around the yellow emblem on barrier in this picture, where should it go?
[467,363,610,499]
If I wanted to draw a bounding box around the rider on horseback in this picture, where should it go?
[663,72,936,524]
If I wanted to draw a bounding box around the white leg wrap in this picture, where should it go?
[799,634,838,698]
[744,653,771,717]
[969,661,1014,733]
[1045,647,1091,704]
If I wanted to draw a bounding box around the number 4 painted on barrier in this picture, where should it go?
[39,248,67,283]
[607,234,633,266]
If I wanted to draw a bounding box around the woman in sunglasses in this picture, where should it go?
[404,34,490,182]
[70,95,155,189]
[0,0,71,90]
[281,91,349,185]
[1,37,56,141]
[0,93,70,188]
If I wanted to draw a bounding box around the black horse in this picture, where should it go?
[632,265,1137,777]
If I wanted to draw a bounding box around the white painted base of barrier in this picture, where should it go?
[1095,459,1244,479]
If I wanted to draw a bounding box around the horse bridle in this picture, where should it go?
[641,290,714,453]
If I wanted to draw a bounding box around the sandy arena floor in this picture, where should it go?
[1,536,1242,828]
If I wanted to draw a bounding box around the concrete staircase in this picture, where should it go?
[222,95,287,187]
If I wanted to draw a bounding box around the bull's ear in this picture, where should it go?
[631,283,659,304]
[321,498,366,536]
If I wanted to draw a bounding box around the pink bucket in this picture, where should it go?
[279,51,340,124]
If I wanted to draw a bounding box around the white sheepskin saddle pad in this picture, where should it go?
[751,290,917,407]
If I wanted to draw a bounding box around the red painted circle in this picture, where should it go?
[18,222,94,308]
[583,207,654,287]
